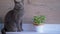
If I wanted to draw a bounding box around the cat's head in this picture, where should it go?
[14,0,24,10]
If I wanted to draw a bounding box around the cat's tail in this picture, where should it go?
[1,28,6,34]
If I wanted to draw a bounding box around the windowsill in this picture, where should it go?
[0,23,60,34]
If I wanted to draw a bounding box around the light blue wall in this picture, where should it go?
[0,24,4,31]
[0,17,3,24]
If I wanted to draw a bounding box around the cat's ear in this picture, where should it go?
[14,0,22,4]
[14,0,16,3]
[20,0,24,4]
[21,0,24,2]
[14,0,18,3]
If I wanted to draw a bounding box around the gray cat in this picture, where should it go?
[1,0,24,34]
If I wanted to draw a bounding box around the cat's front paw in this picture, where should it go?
[17,29,23,32]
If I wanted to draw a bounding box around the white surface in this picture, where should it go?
[0,24,60,34]
[23,24,60,33]
[0,32,59,34]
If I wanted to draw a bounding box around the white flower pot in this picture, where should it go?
[34,24,44,33]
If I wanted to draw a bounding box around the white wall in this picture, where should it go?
[23,0,60,24]
[0,0,14,21]
[0,0,60,24]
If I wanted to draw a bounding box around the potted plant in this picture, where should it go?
[33,15,46,33]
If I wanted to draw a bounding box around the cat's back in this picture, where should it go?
[4,10,15,23]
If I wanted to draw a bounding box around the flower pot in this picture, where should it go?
[34,24,44,33]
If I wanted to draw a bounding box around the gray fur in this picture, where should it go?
[1,0,24,34]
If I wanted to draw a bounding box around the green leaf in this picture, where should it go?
[33,15,46,24]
